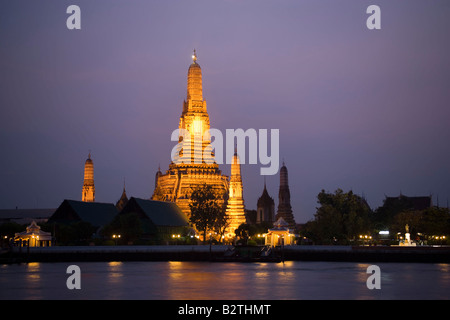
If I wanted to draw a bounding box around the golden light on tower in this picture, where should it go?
[152,50,229,220]
[225,150,246,235]
[193,118,203,136]
[82,152,95,202]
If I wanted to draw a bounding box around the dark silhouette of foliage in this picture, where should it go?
[189,184,227,242]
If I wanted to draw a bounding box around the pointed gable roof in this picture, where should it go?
[120,197,189,227]
[269,217,290,231]
[48,199,118,227]
[257,184,274,208]
[115,187,129,211]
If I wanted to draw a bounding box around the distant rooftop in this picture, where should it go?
[48,199,118,228]
[0,208,56,225]
[384,194,432,211]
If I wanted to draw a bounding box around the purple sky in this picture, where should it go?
[1,1,449,223]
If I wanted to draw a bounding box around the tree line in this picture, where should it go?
[3,186,448,246]
[302,189,450,245]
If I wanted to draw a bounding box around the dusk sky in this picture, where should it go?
[1,1,449,223]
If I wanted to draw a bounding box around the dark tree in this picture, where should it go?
[306,189,372,244]
[234,223,251,245]
[50,221,96,245]
[189,184,226,242]
[101,212,142,244]
[421,207,450,236]
[213,207,230,243]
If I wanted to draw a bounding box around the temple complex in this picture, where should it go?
[81,152,95,202]
[72,53,300,239]
[73,52,299,239]
[152,50,229,223]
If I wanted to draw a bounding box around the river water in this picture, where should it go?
[1,261,449,300]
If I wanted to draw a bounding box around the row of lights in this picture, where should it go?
[170,233,294,239]
[172,234,201,239]
[363,233,447,240]
[171,234,235,239]
[171,233,287,240]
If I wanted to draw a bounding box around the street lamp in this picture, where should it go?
[171,234,181,245]
[113,234,121,245]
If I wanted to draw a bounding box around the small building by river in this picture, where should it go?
[265,217,296,247]
[14,220,52,247]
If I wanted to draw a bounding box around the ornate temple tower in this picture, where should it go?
[152,50,229,219]
[82,152,95,202]
[257,180,275,224]
[276,162,296,229]
[225,150,247,235]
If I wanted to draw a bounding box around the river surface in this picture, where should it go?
[1,261,449,300]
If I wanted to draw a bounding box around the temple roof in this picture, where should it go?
[48,199,118,227]
[121,197,189,227]
[274,217,289,227]
[383,194,432,211]
[0,208,55,224]
[268,217,291,232]
[257,184,274,207]
[15,220,52,239]
[116,187,128,211]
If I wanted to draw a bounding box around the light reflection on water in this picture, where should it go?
[1,261,450,300]
[24,262,42,299]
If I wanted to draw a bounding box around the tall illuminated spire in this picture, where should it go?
[82,152,95,202]
[174,49,214,165]
[151,51,229,222]
[225,150,246,235]
[186,49,203,103]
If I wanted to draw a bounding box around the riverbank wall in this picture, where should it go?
[283,245,450,263]
[3,245,450,263]
[3,245,231,263]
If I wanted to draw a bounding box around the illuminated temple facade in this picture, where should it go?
[152,51,234,231]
